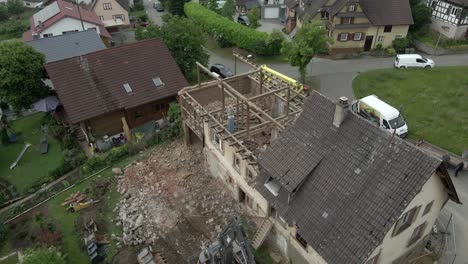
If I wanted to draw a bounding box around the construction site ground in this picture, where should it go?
[114,140,248,263]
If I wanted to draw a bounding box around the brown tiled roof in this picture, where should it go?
[45,39,188,124]
[257,92,459,263]
[360,0,414,25]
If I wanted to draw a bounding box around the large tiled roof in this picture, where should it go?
[27,30,105,63]
[257,92,456,263]
[360,0,414,25]
[22,0,110,41]
[447,0,468,6]
[45,39,188,124]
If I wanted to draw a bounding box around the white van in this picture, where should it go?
[394,54,435,69]
[353,95,409,137]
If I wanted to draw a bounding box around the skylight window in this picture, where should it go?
[264,177,280,196]
[152,77,164,87]
[123,83,132,93]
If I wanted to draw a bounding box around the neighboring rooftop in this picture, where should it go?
[27,30,105,63]
[23,0,111,41]
[360,0,414,25]
[446,0,468,6]
[256,92,459,263]
[45,39,188,123]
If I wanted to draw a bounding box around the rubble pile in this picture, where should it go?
[112,141,243,260]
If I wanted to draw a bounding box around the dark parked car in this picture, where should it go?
[237,15,250,26]
[210,64,234,79]
[153,1,164,12]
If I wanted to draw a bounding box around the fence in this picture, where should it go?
[431,210,457,264]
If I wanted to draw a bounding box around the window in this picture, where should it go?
[212,132,222,150]
[392,206,420,237]
[423,201,434,216]
[378,36,384,42]
[339,32,349,41]
[43,33,53,37]
[450,7,459,16]
[246,168,254,179]
[245,195,253,208]
[408,222,427,246]
[123,83,132,93]
[227,176,233,184]
[113,14,125,21]
[416,58,426,63]
[320,11,329,19]
[99,16,104,21]
[395,34,403,38]
[233,155,241,172]
[383,119,390,129]
[348,4,356,12]
[353,32,362,41]
[152,77,164,87]
[264,177,280,196]
[134,110,144,120]
[295,231,308,248]
[384,25,392,32]
[103,2,112,10]
[154,103,162,113]
[342,17,352,24]
[62,30,79,34]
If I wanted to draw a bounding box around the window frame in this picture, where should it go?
[392,206,420,237]
[450,7,459,16]
[407,222,427,247]
[134,110,144,120]
[422,201,434,216]
[348,4,356,12]
[212,132,222,151]
[384,25,392,32]
[103,2,112,10]
[233,154,241,172]
[295,231,308,248]
[353,32,362,41]
[340,32,349,41]
[377,35,384,42]
[112,14,125,21]
[99,15,104,21]
[342,17,352,24]
[320,11,329,20]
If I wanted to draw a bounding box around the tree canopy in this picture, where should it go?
[0,41,49,111]
[281,22,331,83]
[6,0,24,16]
[219,0,236,19]
[409,0,432,32]
[207,0,218,11]
[167,0,189,16]
[23,247,66,264]
[135,15,209,82]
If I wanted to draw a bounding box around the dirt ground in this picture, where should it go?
[113,140,246,263]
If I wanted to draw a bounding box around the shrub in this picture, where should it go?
[185,3,281,55]
[107,144,129,163]
[138,13,149,22]
[6,0,23,16]
[375,43,383,51]
[392,37,410,53]
[61,131,79,150]
[0,129,9,145]
[81,144,129,174]
[386,47,397,55]
[0,5,8,22]
[247,6,260,29]
[132,0,144,11]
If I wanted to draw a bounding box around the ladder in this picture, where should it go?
[251,218,273,250]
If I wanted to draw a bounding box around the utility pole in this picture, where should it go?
[74,0,86,31]
[434,31,442,56]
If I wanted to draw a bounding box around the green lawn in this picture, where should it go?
[415,30,468,50]
[0,113,62,194]
[353,67,468,155]
[0,254,17,264]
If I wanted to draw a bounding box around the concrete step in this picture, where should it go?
[252,219,273,250]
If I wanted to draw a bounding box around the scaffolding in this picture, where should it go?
[178,55,306,164]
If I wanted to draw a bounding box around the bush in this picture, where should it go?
[6,0,23,15]
[386,47,397,55]
[0,5,8,22]
[185,3,281,55]
[138,13,149,22]
[0,129,9,145]
[132,0,144,11]
[247,6,260,29]
[81,144,129,174]
[375,43,383,51]
[392,37,411,54]
[61,131,79,150]
[0,19,29,39]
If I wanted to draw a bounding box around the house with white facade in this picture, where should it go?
[179,67,461,264]
[22,0,111,44]
[260,0,286,21]
[426,0,468,39]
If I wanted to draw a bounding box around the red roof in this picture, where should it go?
[23,0,110,41]
[45,39,189,124]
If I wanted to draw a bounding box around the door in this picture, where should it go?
[364,36,373,51]
[264,7,280,19]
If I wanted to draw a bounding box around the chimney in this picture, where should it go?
[333,96,349,128]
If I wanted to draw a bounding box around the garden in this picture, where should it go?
[0,0,35,41]
[353,66,468,155]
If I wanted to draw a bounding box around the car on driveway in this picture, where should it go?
[210,64,234,78]
[237,15,250,26]
[153,1,164,12]
[394,54,435,69]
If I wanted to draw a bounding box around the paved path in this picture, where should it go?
[143,0,164,26]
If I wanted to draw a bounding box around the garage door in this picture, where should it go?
[263,7,279,19]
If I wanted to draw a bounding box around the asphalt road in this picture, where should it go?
[143,0,164,26]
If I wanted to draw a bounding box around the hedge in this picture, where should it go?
[185,2,282,55]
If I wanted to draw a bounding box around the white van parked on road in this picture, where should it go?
[352,95,409,137]
[394,54,435,69]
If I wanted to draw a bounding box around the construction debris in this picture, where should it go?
[61,191,87,206]
[113,141,245,262]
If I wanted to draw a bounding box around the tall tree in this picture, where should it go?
[169,0,189,16]
[0,5,8,22]
[247,6,260,28]
[207,0,218,11]
[6,0,23,15]
[0,41,49,111]
[281,22,331,83]
[23,247,66,264]
[409,0,432,32]
[136,15,209,81]
[220,0,236,19]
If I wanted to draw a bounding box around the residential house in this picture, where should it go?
[285,0,414,54]
[236,0,259,14]
[260,0,287,21]
[27,30,106,63]
[179,69,460,264]
[45,39,188,142]
[426,0,468,39]
[22,0,111,44]
[22,0,44,8]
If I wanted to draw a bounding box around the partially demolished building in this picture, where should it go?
[178,58,460,264]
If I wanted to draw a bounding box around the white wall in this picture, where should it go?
[431,17,468,39]
[367,173,449,263]
[40,17,101,38]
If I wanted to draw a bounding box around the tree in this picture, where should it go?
[220,0,236,19]
[6,0,24,16]
[247,6,260,28]
[136,15,209,82]
[0,41,49,111]
[409,0,432,32]
[23,247,66,264]
[207,0,218,12]
[169,0,189,16]
[0,5,9,22]
[281,22,331,83]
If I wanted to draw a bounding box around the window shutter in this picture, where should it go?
[337,33,341,41]
[351,17,355,24]
[361,33,365,40]
[349,33,354,40]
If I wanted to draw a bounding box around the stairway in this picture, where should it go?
[252,219,273,250]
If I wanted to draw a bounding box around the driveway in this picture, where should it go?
[143,0,164,26]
